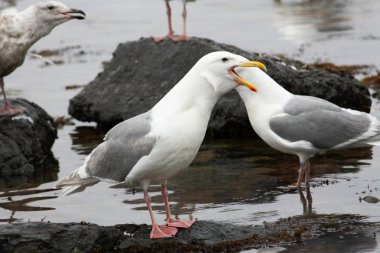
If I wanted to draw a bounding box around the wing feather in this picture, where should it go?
[270,96,372,149]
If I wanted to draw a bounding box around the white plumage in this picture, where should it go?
[236,67,380,189]
[57,51,266,239]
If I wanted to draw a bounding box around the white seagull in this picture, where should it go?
[56,51,267,239]
[236,67,380,188]
[0,1,85,116]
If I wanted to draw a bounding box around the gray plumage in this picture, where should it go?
[270,96,372,149]
[85,111,157,182]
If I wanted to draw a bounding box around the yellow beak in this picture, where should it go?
[233,61,267,92]
[239,61,267,71]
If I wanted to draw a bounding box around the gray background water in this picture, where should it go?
[1,0,380,252]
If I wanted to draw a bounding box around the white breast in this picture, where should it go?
[126,106,209,185]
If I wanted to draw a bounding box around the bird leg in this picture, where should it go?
[176,1,189,41]
[152,0,176,43]
[144,190,177,239]
[0,78,26,116]
[296,162,306,188]
[152,0,188,43]
[161,183,195,228]
[304,160,311,187]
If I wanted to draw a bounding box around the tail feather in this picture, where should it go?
[61,181,99,196]
[366,132,380,147]
[55,168,99,196]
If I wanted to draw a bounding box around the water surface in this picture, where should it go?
[1,1,380,252]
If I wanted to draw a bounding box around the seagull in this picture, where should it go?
[56,51,267,239]
[0,1,85,116]
[153,0,194,43]
[236,67,380,189]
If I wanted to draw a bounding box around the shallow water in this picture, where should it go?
[1,0,380,252]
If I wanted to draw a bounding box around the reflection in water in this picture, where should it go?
[298,186,313,216]
[282,229,379,253]
[168,140,371,207]
[273,0,353,43]
[0,188,59,223]
[70,126,106,155]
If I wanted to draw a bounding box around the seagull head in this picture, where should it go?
[197,51,266,95]
[33,1,85,26]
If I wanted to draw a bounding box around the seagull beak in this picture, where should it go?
[229,61,267,92]
[239,61,267,72]
[62,9,86,20]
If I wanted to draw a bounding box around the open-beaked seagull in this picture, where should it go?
[56,51,266,239]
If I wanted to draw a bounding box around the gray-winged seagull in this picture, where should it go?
[0,1,85,115]
[236,67,380,189]
[56,51,267,239]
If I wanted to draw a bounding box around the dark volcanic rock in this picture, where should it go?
[69,37,370,137]
[0,215,377,253]
[0,99,58,189]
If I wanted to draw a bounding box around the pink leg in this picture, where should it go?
[296,162,306,189]
[152,0,189,43]
[304,160,311,186]
[175,1,188,41]
[152,0,176,43]
[161,183,195,228]
[0,78,26,116]
[144,190,177,239]
[166,0,175,37]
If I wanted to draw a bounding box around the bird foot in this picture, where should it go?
[151,34,188,43]
[150,225,178,239]
[0,104,26,116]
[167,218,195,228]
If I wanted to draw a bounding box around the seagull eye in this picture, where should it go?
[47,6,55,10]
[221,57,229,63]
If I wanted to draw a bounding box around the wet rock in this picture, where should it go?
[0,215,376,253]
[0,99,58,189]
[69,37,370,137]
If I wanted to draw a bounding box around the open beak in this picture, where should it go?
[62,9,86,20]
[229,61,267,92]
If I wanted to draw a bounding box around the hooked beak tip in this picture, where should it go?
[65,9,86,20]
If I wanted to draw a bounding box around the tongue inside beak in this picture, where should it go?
[229,67,257,92]
[229,60,267,92]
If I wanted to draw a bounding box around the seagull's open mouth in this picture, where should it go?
[228,61,267,92]
[229,66,258,92]
[61,9,86,20]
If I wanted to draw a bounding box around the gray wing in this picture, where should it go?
[270,96,371,149]
[85,111,156,182]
